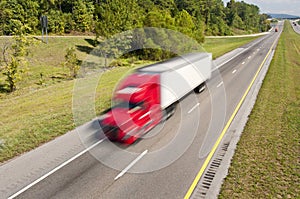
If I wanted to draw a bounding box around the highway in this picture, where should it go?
[1,22,283,199]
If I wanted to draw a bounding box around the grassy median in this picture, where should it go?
[219,21,300,198]
[0,35,261,163]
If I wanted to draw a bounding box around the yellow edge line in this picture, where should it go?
[184,35,279,199]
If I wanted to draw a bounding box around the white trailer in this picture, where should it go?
[137,52,212,109]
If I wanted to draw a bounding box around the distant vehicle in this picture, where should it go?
[275,27,278,32]
[99,53,212,144]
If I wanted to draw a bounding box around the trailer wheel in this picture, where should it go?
[194,83,205,94]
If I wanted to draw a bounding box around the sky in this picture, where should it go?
[223,0,300,16]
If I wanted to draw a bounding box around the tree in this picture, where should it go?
[259,14,271,32]
[72,0,94,32]
[175,0,230,36]
[2,56,23,92]
[152,0,178,16]
[1,32,31,92]
[175,0,202,17]
[175,10,195,37]
[0,0,39,35]
[95,0,142,38]
[143,10,175,29]
[193,18,205,43]
[63,47,80,78]
[47,10,65,34]
[137,0,155,13]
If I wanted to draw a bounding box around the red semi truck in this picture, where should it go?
[99,52,212,144]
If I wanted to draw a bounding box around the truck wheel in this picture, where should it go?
[194,83,205,94]
[162,103,177,121]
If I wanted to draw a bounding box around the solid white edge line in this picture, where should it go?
[188,103,200,114]
[217,82,224,88]
[114,150,148,180]
[8,139,105,199]
[232,69,237,74]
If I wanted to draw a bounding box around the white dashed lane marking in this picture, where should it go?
[188,103,200,114]
[114,150,148,180]
[217,82,223,88]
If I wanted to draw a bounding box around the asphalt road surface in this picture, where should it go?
[1,22,283,199]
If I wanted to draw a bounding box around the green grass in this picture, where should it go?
[0,67,139,161]
[0,36,95,96]
[219,21,300,198]
[203,36,260,59]
[0,35,261,162]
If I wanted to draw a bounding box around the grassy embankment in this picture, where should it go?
[202,36,259,59]
[0,35,260,163]
[219,21,299,198]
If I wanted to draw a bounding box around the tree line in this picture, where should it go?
[0,0,271,92]
[0,0,271,39]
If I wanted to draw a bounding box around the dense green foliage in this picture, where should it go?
[0,0,270,37]
[0,32,32,92]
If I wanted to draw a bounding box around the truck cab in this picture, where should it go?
[100,73,161,144]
